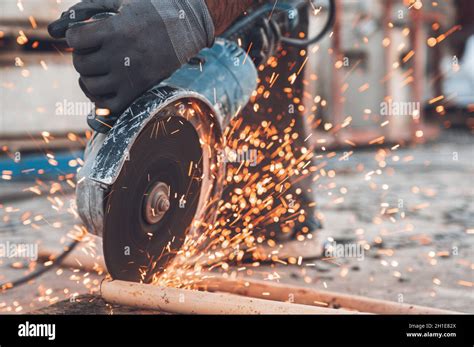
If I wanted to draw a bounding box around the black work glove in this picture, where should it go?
[48,0,215,132]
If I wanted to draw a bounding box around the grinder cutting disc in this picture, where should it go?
[102,114,204,283]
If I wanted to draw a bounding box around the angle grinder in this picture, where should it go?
[75,0,335,282]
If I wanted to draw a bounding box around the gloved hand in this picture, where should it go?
[49,0,215,132]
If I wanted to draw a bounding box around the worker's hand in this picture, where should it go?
[49,0,215,131]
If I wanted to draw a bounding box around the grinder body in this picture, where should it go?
[77,39,257,281]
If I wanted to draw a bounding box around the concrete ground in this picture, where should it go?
[258,130,473,313]
[0,130,472,314]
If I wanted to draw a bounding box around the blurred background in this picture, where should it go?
[1,0,472,150]
[0,0,472,313]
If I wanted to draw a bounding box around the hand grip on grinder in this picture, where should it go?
[49,11,118,133]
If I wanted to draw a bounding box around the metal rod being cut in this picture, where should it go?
[100,280,357,315]
[199,277,459,315]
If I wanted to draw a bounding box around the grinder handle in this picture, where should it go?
[49,11,118,133]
